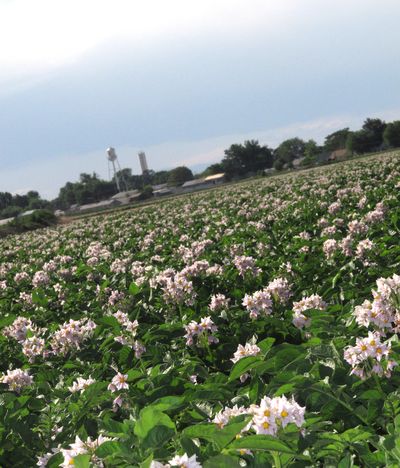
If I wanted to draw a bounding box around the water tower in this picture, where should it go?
[106,147,127,192]
[138,151,149,174]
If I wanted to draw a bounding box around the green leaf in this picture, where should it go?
[73,454,91,468]
[204,455,241,468]
[129,282,140,295]
[182,423,217,443]
[229,435,296,454]
[258,337,275,354]
[95,441,125,458]
[134,407,175,449]
[229,356,263,381]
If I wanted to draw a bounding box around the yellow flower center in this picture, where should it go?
[264,409,270,417]
[361,345,367,351]
[262,421,270,429]
[281,410,288,418]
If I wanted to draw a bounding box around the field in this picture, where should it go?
[1,151,400,467]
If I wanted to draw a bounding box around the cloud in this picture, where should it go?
[0,0,292,95]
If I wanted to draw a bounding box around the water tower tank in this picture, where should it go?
[107,147,117,161]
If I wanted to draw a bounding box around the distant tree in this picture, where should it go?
[383,121,400,148]
[203,163,224,176]
[139,185,154,200]
[346,118,386,155]
[274,138,306,166]
[303,139,321,164]
[168,166,194,186]
[221,140,273,178]
[273,158,285,171]
[1,205,23,218]
[152,170,170,185]
[12,194,29,208]
[0,192,13,210]
[324,128,350,152]
[362,118,386,149]
[114,168,133,190]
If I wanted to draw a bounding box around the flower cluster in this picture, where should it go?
[344,331,397,379]
[68,376,96,393]
[150,453,202,468]
[161,273,196,306]
[59,435,111,467]
[50,318,96,355]
[233,255,261,277]
[112,311,146,358]
[242,289,272,319]
[184,316,218,346]
[209,293,230,312]
[212,394,305,437]
[3,316,34,342]
[231,342,261,363]
[292,294,327,329]
[0,368,33,392]
[265,277,293,304]
[353,274,400,332]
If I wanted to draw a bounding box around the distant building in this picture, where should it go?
[138,152,149,174]
[292,158,305,168]
[181,173,226,192]
[0,217,14,226]
[264,168,276,175]
[204,173,225,184]
[153,187,173,197]
[68,204,80,212]
[78,199,120,213]
[111,190,141,205]
[316,151,331,164]
[328,148,348,161]
[18,209,37,217]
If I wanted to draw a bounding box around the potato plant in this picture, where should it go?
[1,151,400,467]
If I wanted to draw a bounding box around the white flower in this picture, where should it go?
[108,372,129,392]
[68,377,96,393]
[169,453,202,468]
[231,342,261,363]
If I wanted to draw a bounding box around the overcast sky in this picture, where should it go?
[1,0,400,198]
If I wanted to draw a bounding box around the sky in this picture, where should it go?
[1,0,400,198]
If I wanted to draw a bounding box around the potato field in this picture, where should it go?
[1,151,400,467]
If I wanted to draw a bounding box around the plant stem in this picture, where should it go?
[272,451,282,468]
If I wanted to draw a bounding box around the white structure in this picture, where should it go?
[138,151,149,174]
[106,147,127,192]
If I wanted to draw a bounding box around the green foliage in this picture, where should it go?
[167,166,194,186]
[1,150,400,466]
[383,120,400,148]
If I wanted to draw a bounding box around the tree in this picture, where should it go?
[362,118,386,149]
[0,192,12,210]
[347,118,387,155]
[274,138,306,167]
[383,121,400,148]
[168,166,194,186]
[221,140,273,178]
[303,139,321,164]
[203,163,224,176]
[324,128,350,152]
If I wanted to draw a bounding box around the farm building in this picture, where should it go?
[328,148,349,161]
[111,190,141,205]
[181,173,226,193]
[204,173,225,184]
[78,199,120,213]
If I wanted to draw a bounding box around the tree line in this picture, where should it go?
[1,117,399,218]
